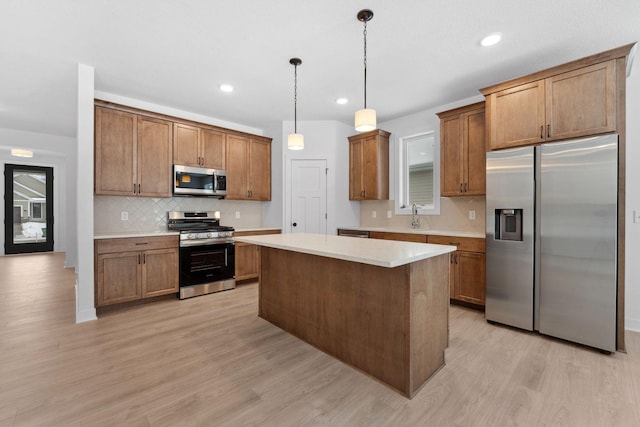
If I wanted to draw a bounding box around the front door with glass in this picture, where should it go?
[3,164,54,254]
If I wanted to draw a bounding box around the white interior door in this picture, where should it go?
[291,159,327,234]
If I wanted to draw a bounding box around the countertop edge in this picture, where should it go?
[235,234,456,268]
[337,226,485,239]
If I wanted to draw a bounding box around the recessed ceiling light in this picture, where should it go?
[336,98,348,105]
[219,84,234,93]
[481,32,502,47]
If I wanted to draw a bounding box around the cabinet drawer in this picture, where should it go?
[95,235,179,254]
[369,231,427,243]
[235,229,281,237]
[428,235,485,253]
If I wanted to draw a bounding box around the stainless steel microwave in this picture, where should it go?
[173,165,227,197]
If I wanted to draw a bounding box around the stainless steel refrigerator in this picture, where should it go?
[485,135,618,352]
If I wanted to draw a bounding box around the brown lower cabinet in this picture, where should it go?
[366,230,486,307]
[95,235,179,307]
[427,235,485,306]
[368,231,427,243]
[234,229,281,281]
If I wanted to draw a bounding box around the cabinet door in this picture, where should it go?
[225,135,250,199]
[454,251,486,305]
[440,115,463,196]
[173,123,201,167]
[142,248,179,297]
[249,139,271,200]
[349,139,364,200]
[235,242,259,281]
[488,80,545,150]
[95,107,137,196]
[546,60,616,141]
[464,109,486,195]
[362,135,388,200]
[137,116,173,197]
[201,129,226,169]
[96,252,141,306]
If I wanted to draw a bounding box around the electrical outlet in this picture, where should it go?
[468,210,476,220]
[634,210,640,223]
[372,211,377,218]
[120,211,128,221]
[387,210,392,219]
[235,211,241,219]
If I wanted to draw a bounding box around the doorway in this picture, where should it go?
[290,159,327,234]
[4,164,54,254]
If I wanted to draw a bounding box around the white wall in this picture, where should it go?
[76,64,96,323]
[0,128,76,267]
[262,122,285,230]
[278,120,359,235]
[625,59,640,332]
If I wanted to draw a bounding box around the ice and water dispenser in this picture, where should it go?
[494,209,523,241]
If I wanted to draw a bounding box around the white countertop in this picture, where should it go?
[234,233,456,268]
[94,231,179,239]
[338,226,485,239]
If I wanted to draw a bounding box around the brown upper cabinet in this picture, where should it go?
[481,44,635,151]
[437,102,486,196]
[225,135,271,200]
[95,106,173,197]
[348,129,390,200]
[173,123,226,169]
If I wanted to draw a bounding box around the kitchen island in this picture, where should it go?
[234,233,456,398]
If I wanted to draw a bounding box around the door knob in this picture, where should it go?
[292,222,297,227]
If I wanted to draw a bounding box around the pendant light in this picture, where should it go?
[287,57,304,150]
[355,9,376,132]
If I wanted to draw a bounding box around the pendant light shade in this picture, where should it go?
[287,57,304,150]
[355,9,376,132]
[287,133,304,150]
[355,108,376,132]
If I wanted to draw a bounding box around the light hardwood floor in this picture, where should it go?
[1,252,639,426]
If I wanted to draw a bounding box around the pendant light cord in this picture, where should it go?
[363,20,368,109]
[294,62,298,133]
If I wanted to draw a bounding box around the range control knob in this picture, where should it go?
[207,232,215,238]
[188,233,196,239]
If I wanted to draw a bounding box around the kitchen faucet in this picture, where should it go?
[411,203,420,229]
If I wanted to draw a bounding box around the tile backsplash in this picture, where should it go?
[94,196,264,233]
[359,197,486,233]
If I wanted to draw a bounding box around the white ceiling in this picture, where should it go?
[1,0,639,138]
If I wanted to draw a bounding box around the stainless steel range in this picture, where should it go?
[167,211,235,299]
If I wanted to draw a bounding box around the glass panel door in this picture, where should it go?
[4,164,54,254]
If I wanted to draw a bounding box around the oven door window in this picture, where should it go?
[189,247,227,272]
[180,243,235,287]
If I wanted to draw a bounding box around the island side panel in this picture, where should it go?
[259,247,410,395]
[408,254,450,397]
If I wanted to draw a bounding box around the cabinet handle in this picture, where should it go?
[460,183,463,193]
[135,242,148,245]
[547,124,551,138]
[464,183,467,192]
[540,125,544,139]
[143,254,146,264]
[138,254,141,264]
[133,183,137,194]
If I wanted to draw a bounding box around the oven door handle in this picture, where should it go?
[179,239,236,247]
